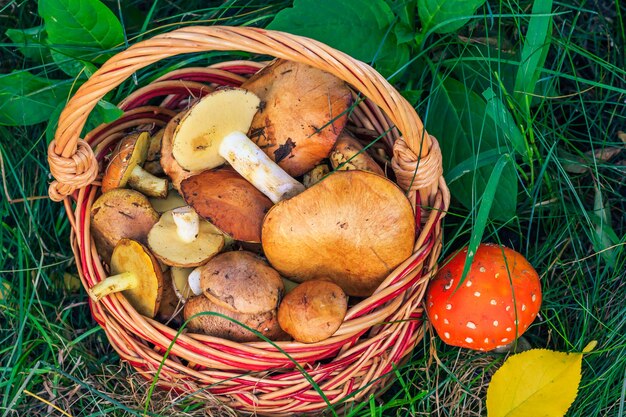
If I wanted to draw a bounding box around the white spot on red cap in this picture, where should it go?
[465,280,472,287]
[493,320,499,327]
[474,291,481,297]
[495,273,500,279]
[434,314,438,320]
[465,337,473,343]
[522,304,527,311]
[444,332,450,339]
[484,337,489,343]
[466,321,477,329]
[446,304,452,310]
[506,327,512,332]
[490,299,497,305]
[479,266,486,273]
[501,338,509,343]
[506,306,511,311]
[444,318,449,324]
[532,294,537,302]
[444,280,453,290]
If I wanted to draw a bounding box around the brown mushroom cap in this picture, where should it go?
[262,170,415,297]
[180,167,273,243]
[161,112,196,191]
[88,239,164,318]
[197,251,284,315]
[277,280,348,343]
[101,131,168,198]
[147,209,224,267]
[183,295,285,342]
[243,59,353,177]
[425,244,542,351]
[329,130,385,176]
[155,269,183,326]
[91,189,159,263]
[144,129,165,175]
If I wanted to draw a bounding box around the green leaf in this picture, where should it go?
[513,0,553,115]
[5,26,52,64]
[0,72,72,126]
[482,88,527,157]
[50,49,98,78]
[38,0,124,63]
[486,342,596,417]
[425,77,518,220]
[417,0,486,34]
[458,154,510,286]
[268,0,400,75]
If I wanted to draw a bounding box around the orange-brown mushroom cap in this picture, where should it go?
[425,244,542,351]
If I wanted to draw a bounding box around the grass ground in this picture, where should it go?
[1,0,625,416]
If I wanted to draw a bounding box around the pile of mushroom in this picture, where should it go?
[88,58,417,343]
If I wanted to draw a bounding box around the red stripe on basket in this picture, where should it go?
[120,86,212,110]
[215,65,261,75]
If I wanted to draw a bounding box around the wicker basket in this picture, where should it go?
[46,26,450,415]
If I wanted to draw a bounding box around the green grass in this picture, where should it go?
[1,0,625,416]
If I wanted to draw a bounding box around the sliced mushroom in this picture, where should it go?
[88,239,163,318]
[243,59,353,177]
[147,207,224,267]
[180,167,273,243]
[171,87,305,203]
[262,170,415,297]
[91,189,159,263]
[102,132,168,198]
[277,280,348,343]
[329,131,385,176]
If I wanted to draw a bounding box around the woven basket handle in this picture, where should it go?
[48,26,441,201]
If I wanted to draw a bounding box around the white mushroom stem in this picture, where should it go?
[188,267,203,296]
[127,165,169,198]
[88,272,137,302]
[218,131,305,203]
[171,206,199,243]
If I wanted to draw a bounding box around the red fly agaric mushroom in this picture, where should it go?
[180,167,273,243]
[102,131,168,198]
[88,239,164,318]
[91,189,159,263]
[170,87,304,203]
[262,170,415,297]
[425,244,542,351]
[243,59,353,177]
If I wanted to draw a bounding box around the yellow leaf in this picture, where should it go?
[486,342,596,417]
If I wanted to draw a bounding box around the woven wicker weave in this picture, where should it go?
[46,26,450,415]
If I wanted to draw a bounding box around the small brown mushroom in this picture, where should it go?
[243,59,353,177]
[91,189,159,263]
[183,295,285,342]
[147,207,224,267]
[180,167,273,243]
[155,270,183,326]
[161,112,196,191]
[277,280,348,343]
[88,239,163,318]
[171,266,195,301]
[329,131,385,176]
[303,164,330,188]
[262,170,415,297]
[102,132,168,198]
[144,129,165,175]
[196,251,284,315]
